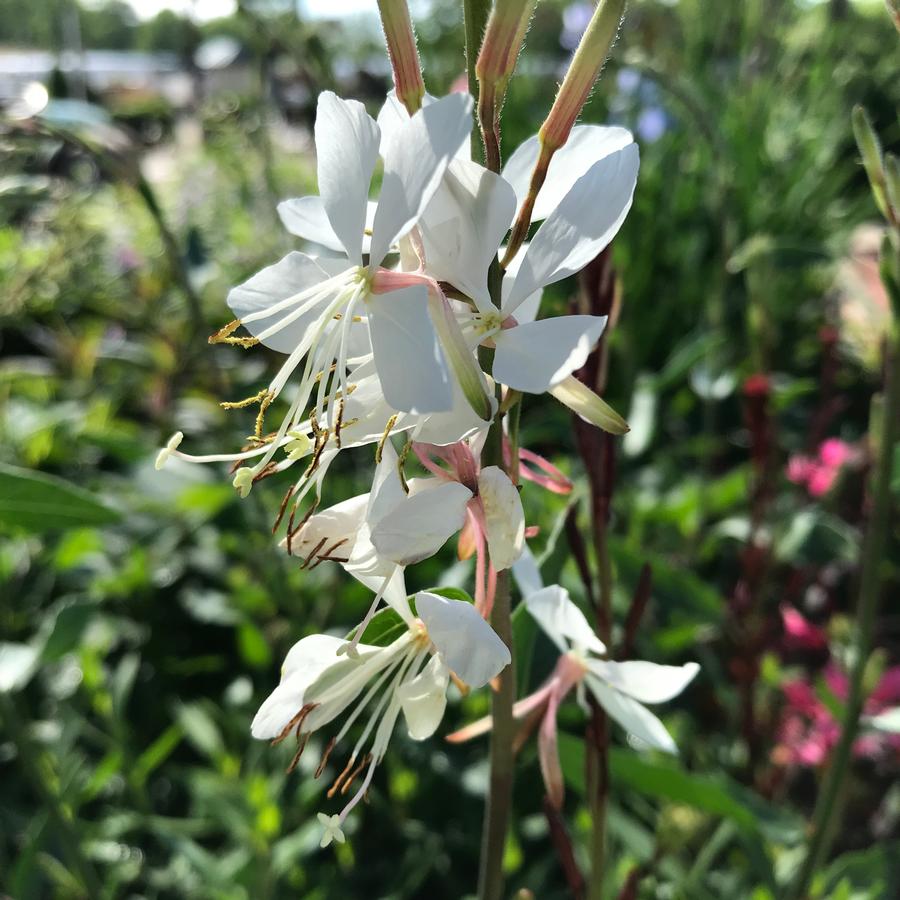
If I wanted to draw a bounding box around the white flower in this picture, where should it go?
[200,90,474,495]
[251,591,510,844]
[286,439,524,652]
[450,571,698,808]
[524,585,699,754]
[414,122,639,425]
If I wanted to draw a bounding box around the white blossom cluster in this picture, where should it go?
[157,90,697,846]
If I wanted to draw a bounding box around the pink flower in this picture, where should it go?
[818,438,854,468]
[773,664,900,767]
[786,438,858,498]
[781,606,828,652]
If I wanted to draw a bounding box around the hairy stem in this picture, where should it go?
[463,0,492,163]
[787,322,900,899]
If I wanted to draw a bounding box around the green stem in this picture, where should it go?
[477,566,516,900]
[787,322,900,900]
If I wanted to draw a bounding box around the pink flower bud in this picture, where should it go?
[540,0,626,150]
[377,0,425,115]
[476,0,537,89]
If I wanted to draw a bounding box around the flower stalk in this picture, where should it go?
[502,0,627,267]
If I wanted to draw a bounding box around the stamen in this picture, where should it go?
[208,319,260,348]
[339,754,372,795]
[220,388,270,412]
[375,416,398,463]
[299,537,328,570]
[273,486,296,534]
[271,702,318,746]
[328,753,362,798]
[334,397,345,448]
[308,538,349,569]
[286,732,310,773]
[315,738,337,779]
[287,501,318,554]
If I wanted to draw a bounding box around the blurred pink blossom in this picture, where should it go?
[781,605,828,652]
[773,663,900,768]
[786,437,858,498]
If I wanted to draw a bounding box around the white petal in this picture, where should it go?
[289,493,368,558]
[314,91,380,265]
[416,591,511,688]
[226,251,333,353]
[493,315,607,393]
[585,675,678,753]
[418,158,516,310]
[501,249,542,324]
[369,93,473,266]
[502,125,634,222]
[588,660,699,704]
[250,634,346,739]
[279,196,377,256]
[524,585,606,656]
[414,376,494,446]
[477,466,525,570]
[505,144,640,312]
[370,481,472,565]
[277,196,343,252]
[365,440,406,527]
[398,655,449,740]
[367,285,453,413]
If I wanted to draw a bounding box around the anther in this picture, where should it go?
[340,754,372,795]
[209,319,260,348]
[375,416,398,463]
[315,738,337,779]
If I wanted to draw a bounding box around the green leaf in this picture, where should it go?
[0,464,120,532]
[558,733,798,840]
[354,606,408,647]
[41,603,94,661]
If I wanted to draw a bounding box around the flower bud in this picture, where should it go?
[540,0,626,151]
[476,0,537,92]
[377,0,425,115]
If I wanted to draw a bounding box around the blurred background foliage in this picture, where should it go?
[1,0,899,897]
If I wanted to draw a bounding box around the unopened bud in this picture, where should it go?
[540,0,626,151]
[377,0,425,115]
[476,0,537,91]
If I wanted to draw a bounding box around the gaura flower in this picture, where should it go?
[448,581,699,808]
[190,90,476,495]
[251,590,510,846]
[413,120,639,429]
[288,437,524,655]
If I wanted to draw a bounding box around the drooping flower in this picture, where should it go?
[251,590,510,846]
[448,580,699,807]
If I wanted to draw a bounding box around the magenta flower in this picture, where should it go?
[786,437,858,498]
[773,663,900,767]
